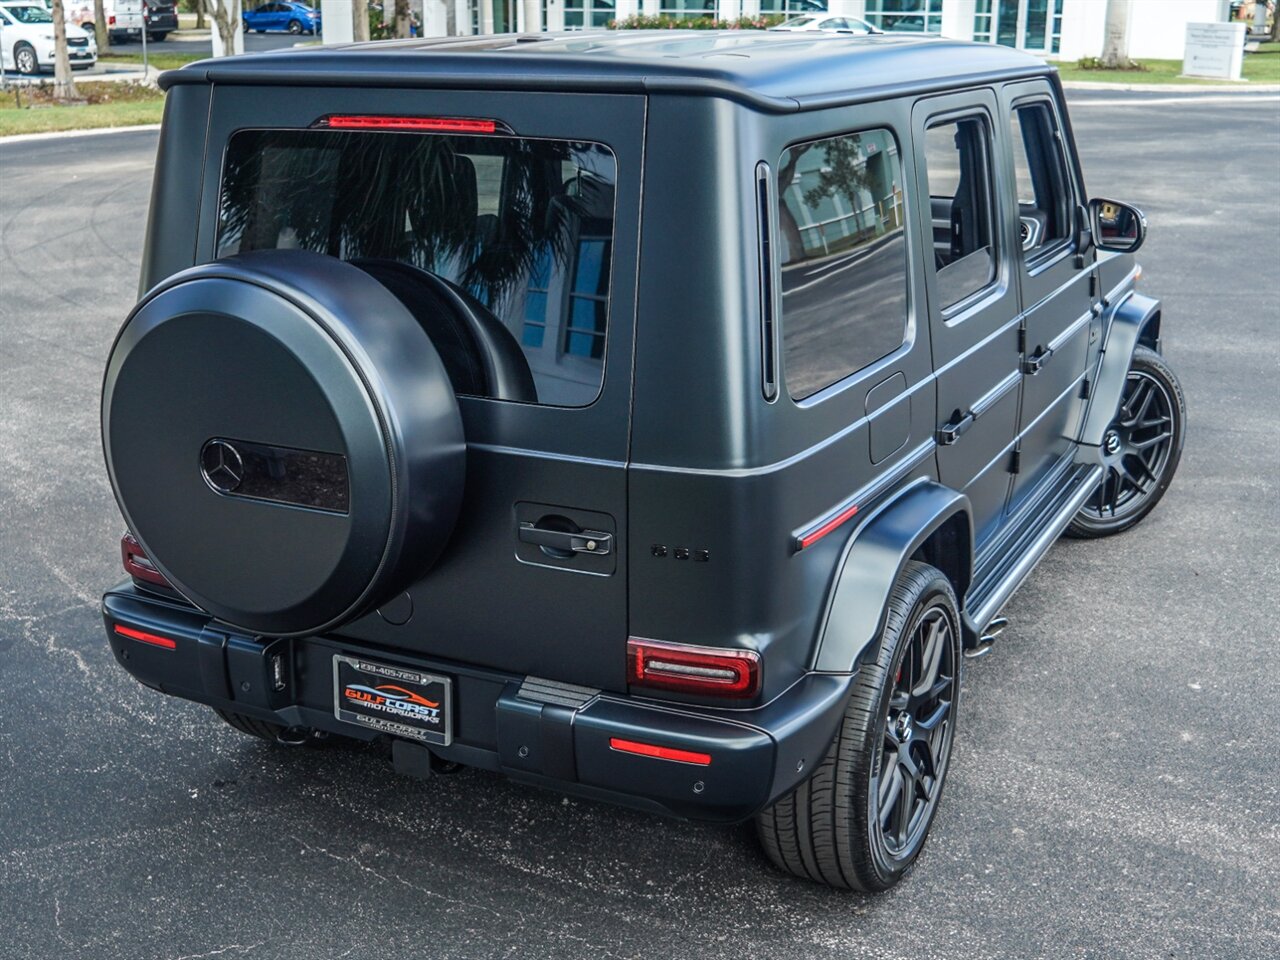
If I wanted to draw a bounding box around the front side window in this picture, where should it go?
[923,115,998,310]
[1009,101,1072,257]
[217,129,617,407]
[777,129,909,401]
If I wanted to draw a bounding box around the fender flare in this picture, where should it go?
[812,481,972,673]
[1079,292,1161,459]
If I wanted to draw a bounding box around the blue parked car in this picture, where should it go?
[242,1,320,34]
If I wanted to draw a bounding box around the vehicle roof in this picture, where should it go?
[160,30,1054,112]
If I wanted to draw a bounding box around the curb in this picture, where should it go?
[1061,79,1280,93]
[0,123,161,145]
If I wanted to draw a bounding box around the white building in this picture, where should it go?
[431,0,1234,62]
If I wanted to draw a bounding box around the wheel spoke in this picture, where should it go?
[893,766,916,843]
[888,689,910,712]
[912,616,946,696]
[917,698,951,732]
[1131,430,1171,451]
[879,764,903,824]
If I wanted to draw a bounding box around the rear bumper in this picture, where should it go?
[103,584,853,823]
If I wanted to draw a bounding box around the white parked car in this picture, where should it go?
[770,13,880,34]
[0,2,97,74]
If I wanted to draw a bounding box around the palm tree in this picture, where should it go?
[93,0,110,53]
[1099,0,1133,69]
[51,0,78,101]
[219,130,596,311]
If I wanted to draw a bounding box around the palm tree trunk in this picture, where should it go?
[1100,0,1133,69]
[51,0,78,101]
[93,0,110,52]
[395,0,411,37]
[353,0,370,40]
[212,0,241,54]
[196,0,207,31]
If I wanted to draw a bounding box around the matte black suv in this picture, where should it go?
[100,31,1185,891]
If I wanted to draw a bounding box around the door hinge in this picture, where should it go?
[1080,377,1091,400]
[1017,327,1027,354]
[1089,271,1099,299]
[1009,448,1022,474]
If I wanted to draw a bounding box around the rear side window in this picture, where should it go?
[216,129,617,407]
[777,129,909,401]
[923,115,997,310]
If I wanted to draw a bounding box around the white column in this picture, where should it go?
[940,0,975,41]
[615,0,640,21]
[421,0,449,36]
[479,0,495,33]
[828,0,858,16]
[740,0,759,17]
[641,0,661,16]
[518,0,540,30]
[1057,0,1105,60]
[718,0,742,20]
[320,0,353,42]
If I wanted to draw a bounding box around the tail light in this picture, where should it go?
[109,14,115,24]
[317,115,506,134]
[627,638,761,698]
[113,624,176,650]
[121,532,171,588]
[609,738,711,766]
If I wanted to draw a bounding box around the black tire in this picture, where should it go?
[757,561,961,891]
[1068,346,1185,539]
[14,42,38,75]
[148,31,169,41]
[287,18,303,33]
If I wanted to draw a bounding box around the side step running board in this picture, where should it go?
[964,464,1103,640]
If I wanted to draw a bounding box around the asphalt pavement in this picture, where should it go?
[1,91,1278,960]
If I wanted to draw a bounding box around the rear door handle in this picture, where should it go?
[937,412,975,446]
[1023,346,1054,375]
[518,523,613,556]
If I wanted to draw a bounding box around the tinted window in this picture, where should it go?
[1010,101,1072,255]
[216,129,617,407]
[777,129,909,401]
[923,115,997,310]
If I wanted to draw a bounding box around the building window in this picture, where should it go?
[657,0,716,21]
[922,115,998,310]
[1051,0,1064,53]
[864,0,943,33]
[563,0,615,29]
[758,0,831,14]
[777,128,908,401]
[973,0,993,43]
[522,249,552,348]
[564,235,610,359]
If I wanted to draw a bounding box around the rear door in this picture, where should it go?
[999,79,1095,510]
[197,86,644,691]
[912,89,1022,552]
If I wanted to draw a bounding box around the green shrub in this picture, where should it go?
[610,13,787,30]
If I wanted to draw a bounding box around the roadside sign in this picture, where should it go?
[1182,22,1246,81]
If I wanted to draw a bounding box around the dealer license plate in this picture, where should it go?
[332,654,451,746]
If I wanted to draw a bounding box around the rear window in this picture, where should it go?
[216,128,618,407]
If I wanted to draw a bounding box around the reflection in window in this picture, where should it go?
[924,116,997,309]
[864,0,943,33]
[215,129,618,408]
[778,129,909,401]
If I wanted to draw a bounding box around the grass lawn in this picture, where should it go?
[97,50,207,71]
[0,81,164,137]
[1055,42,1280,84]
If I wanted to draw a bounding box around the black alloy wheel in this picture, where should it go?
[757,561,961,891]
[874,602,957,859]
[1069,346,1185,538]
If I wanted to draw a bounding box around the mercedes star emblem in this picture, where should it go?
[200,439,245,494]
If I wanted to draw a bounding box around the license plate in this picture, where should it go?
[332,654,451,746]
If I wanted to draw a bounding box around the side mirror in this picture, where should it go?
[1088,197,1147,254]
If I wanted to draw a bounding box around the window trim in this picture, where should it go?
[1008,93,1078,274]
[920,106,1005,323]
[773,125,913,405]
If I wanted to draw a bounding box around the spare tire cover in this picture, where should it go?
[102,250,465,637]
